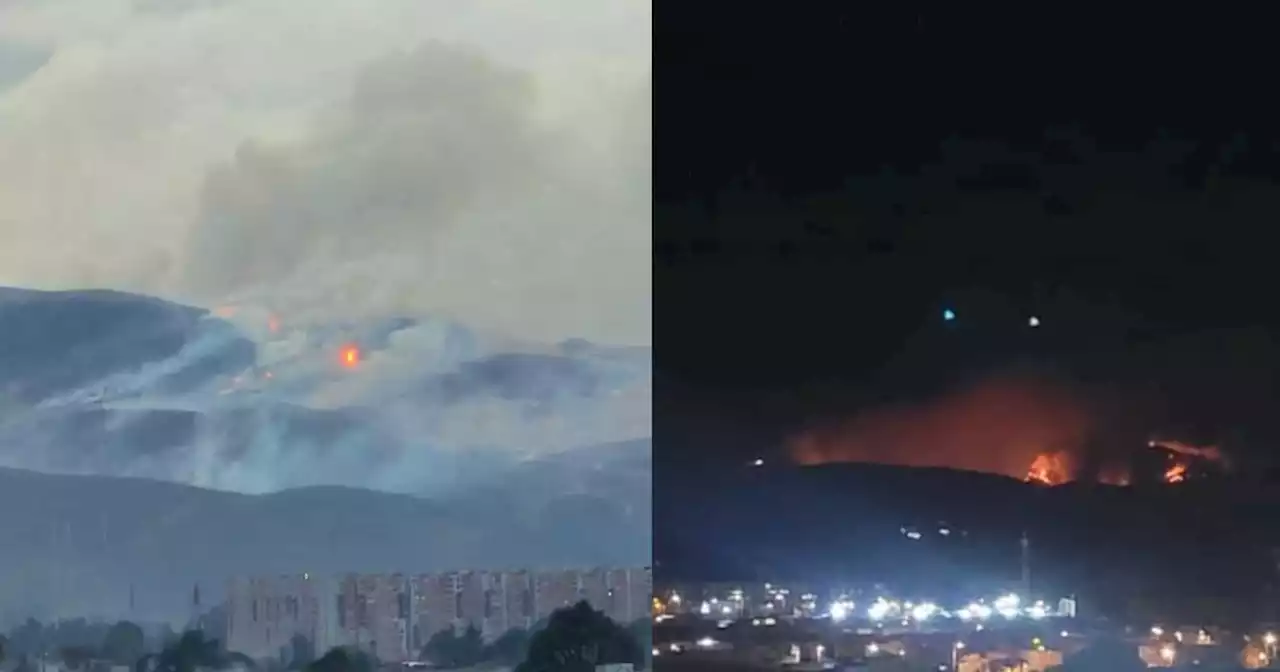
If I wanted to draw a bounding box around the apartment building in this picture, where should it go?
[226,573,334,661]
[227,567,650,663]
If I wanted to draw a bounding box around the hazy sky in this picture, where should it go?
[0,0,651,345]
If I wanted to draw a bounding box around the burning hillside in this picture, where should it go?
[790,376,1093,479]
[1022,439,1224,487]
[789,375,1226,487]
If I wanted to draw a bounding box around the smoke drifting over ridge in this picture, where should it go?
[788,373,1237,486]
[0,0,650,346]
[0,0,652,495]
[789,376,1096,480]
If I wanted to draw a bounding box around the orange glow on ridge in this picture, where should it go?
[1026,451,1071,486]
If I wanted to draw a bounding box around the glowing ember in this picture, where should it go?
[1026,452,1071,486]
[1164,462,1188,484]
[340,345,361,368]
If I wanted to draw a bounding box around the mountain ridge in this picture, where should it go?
[0,287,650,624]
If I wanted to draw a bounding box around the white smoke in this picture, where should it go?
[0,0,651,346]
[0,0,651,494]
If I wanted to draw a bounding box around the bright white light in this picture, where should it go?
[1060,630,1069,638]
[1151,626,1164,637]
[652,648,660,657]
[696,637,717,649]
[994,594,1020,619]
[830,602,849,622]
[1029,316,1041,327]
[698,602,711,616]
[966,603,992,621]
[1027,605,1047,620]
[751,458,764,467]
[866,643,880,656]
[956,608,972,621]
[954,641,965,650]
[764,617,777,626]
[670,592,682,604]
[905,530,922,540]
[867,598,892,621]
[1160,645,1176,662]
[720,605,733,615]
[911,602,939,621]
[1265,632,1277,645]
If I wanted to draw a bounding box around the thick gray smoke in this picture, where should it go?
[0,0,651,495]
[0,0,650,345]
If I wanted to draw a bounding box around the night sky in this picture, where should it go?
[655,7,1280,479]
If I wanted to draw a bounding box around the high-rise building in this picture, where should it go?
[228,567,650,662]
[227,574,333,662]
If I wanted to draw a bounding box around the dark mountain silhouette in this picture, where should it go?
[658,462,1280,622]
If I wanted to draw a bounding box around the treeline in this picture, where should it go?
[0,601,651,672]
[417,607,649,669]
[0,619,155,671]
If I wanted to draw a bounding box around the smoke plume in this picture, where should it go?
[789,375,1095,480]
[0,0,650,346]
[0,0,652,495]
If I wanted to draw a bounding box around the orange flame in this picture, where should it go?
[1026,451,1071,486]
[339,345,361,369]
[1164,462,1188,484]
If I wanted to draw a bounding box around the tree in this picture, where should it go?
[136,630,254,672]
[0,633,8,667]
[102,621,146,666]
[421,626,483,669]
[287,635,315,669]
[59,645,96,670]
[627,619,650,662]
[305,647,376,672]
[516,601,643,672]
[483,628,531,665]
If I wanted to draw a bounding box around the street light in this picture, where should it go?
[950,641,966,669]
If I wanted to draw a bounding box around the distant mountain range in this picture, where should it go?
[0,442,648,625]
[0,288,650,623]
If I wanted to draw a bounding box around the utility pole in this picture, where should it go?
[1020,531,1031,597]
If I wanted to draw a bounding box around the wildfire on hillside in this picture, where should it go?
[1026,451,1071,486]
[788,373,1226,488]
[1164,462,1188,484]
[1022,439,1219,487]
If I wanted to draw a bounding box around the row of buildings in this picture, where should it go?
[226,567,651,662]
